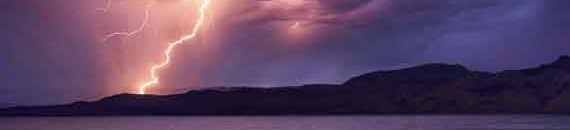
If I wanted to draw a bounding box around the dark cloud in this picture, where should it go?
[203,0,569,87]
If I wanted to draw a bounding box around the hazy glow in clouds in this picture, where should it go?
[101,0,333,94]
[96,0,436,94]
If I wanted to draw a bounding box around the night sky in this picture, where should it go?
[1,0,570,105]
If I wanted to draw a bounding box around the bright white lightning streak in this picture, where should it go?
[290,22,300,29]
[102,1,155,42]
[96,0,113,12]
[138,0,212,94]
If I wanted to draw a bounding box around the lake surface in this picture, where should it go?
[0,115,569,130]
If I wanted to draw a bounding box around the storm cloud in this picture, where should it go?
[1,0,569,105]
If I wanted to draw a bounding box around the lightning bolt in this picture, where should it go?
[102,1,155,42]
[290,22,300,29]
[138,0,212,94]
[96,0,114,12]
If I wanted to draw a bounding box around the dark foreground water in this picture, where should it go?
[0,115,569,130]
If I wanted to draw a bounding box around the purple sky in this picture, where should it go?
[1,0,570,105]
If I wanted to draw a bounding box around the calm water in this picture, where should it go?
[0,115,569,130]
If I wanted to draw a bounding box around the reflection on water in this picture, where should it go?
[0,115,569,130]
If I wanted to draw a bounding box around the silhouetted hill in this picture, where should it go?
[0,103,16,109]
[2,56,570,116]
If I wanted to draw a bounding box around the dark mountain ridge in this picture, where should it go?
[2,56,570,116]
[0,103,16,109]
